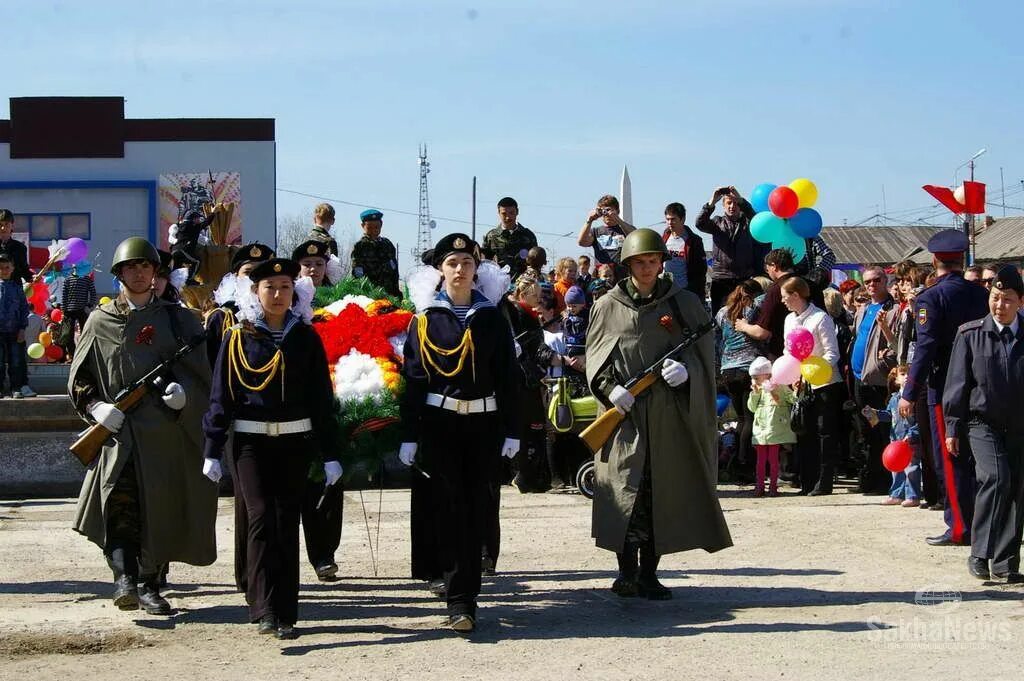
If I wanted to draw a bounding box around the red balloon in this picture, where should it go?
[769,186,800,219]
[882,440,913,472]
[50,308,63,323]
[45,344,64,361]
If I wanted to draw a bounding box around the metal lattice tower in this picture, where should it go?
[414,144,434,263]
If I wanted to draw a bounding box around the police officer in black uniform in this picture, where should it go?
[898,229,989,546]
[398,233,520,634]
[943,266,1024,582]
[202,258,342,640]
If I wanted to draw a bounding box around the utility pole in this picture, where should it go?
[471,176,477,241]
[1000,167,1006,217]
[414,144,433,264]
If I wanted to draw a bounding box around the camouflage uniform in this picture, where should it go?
[482,224,538,280]
[351,236,401,297]
[306,226,339,258]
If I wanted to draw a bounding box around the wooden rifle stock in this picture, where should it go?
[579,373,658,454]
[577,319,714,455]
[68,333,206,467]
[69,385,150,467]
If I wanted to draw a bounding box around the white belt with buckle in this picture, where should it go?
[234,418,313,436]
[425,393,498,415]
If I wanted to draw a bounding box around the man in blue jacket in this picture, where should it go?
[898,230,988,546]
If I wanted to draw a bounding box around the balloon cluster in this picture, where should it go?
[770,327,833,388]
[27,308,67,362]
[749,178,821,263]
[23,280,50,315]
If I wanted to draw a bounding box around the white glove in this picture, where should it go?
[399,442,418,466]
[324,460,343,486]
[609,385,635,415]
[202,457,222,483]
[162,382,187,410]
[661,359,689,387]
[88,401,125,433]
[513,340,523,358]
[501,438,520,459]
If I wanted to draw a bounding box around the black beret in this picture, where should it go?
[292,240,330,262]
[432,233,481,269]
[230,242,275,273]
[249,258,300,282]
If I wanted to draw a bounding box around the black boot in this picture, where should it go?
[138,575,172,615]
[637,544,672,600]
[809,465,834,495]
[105,547,139,611]
[611,544,640,597]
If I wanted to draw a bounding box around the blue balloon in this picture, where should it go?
[750,211,786,244]
[789,208,823,239]
[750,183,778,213]
[716,394,731,417]
[772,227,807,263]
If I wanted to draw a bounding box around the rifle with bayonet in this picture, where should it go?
[579,320,714,454]
[69,334,207,467]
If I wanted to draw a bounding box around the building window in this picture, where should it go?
[11,213,92,241]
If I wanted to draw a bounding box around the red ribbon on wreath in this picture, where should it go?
[658,314,674,332]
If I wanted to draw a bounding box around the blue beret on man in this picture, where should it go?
[360,209,383,222]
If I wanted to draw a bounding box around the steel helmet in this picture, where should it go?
[619,228,669,263]
[110,236,161,275]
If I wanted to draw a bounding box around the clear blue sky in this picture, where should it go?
[4,0,1023,267]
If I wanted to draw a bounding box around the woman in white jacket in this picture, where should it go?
[782,276,844,496]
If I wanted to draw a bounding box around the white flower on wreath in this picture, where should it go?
[324,294,376,316]
[334,350,388,403]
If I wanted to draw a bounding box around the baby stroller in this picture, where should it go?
[544,376,598,499]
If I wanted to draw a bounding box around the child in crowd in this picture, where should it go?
[552,257,579,313]
[561,286,588,366]
[597,263,616,287]
[520,247,548,285]
[746,356,796,497]
[588,278,611,302]
[0,254,34,398]
[864,364,921,507]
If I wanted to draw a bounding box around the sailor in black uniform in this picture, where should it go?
[399,233,520,634]
[202,258,342,640]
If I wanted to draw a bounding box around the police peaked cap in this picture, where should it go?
[992,265,1024,297]
[926,229,970,260]
[292,240,330,262]
[432,233,481,269]
[249,258,300,282]
[230,242,275,273]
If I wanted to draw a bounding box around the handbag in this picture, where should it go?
[789,381,814,436]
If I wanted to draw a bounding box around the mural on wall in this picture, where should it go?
[158,172,242,249]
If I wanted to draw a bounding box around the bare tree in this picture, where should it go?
[276,212,353,279]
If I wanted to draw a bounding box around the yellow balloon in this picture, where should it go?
[27,343,45,360]
[789,178,818,209]
[38,331,52,347]
[800,356,833,387]
[99,296,112,305]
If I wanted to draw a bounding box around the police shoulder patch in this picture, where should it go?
[917,308,927,326]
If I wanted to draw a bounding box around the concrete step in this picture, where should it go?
[0,431,84,498]
[27,363,71,396]
[0,395,81,431]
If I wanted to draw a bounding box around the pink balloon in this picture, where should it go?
[771,354,803,385]
[785,327,815,361]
